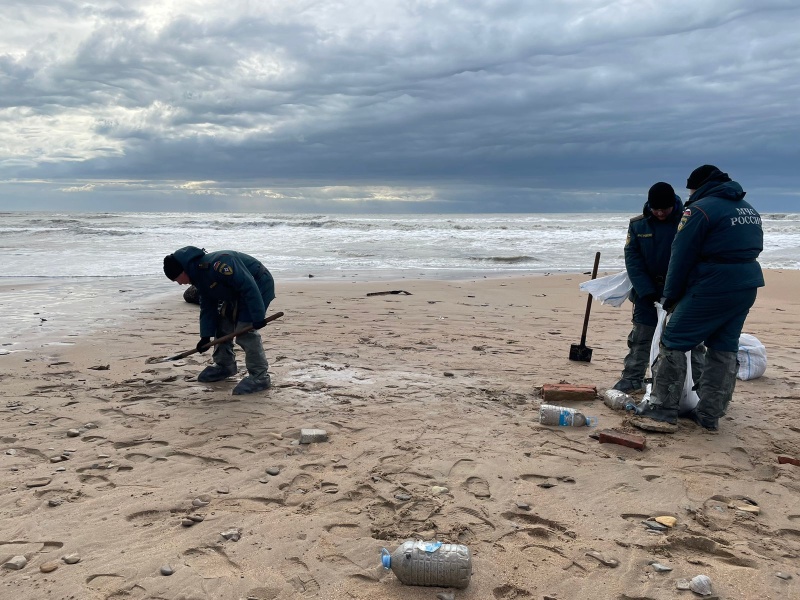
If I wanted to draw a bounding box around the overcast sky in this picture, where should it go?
[1,0,798,213]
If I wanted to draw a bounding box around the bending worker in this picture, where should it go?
[632,165,764,432]
[163,246,276,395]
[613,182,691,393]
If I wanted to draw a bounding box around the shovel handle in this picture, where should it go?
[166,311,284,361]
[580,253,601,345]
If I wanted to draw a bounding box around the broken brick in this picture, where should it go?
[778,455,800,467]
[598,429,646,451]
[541,383,597,403]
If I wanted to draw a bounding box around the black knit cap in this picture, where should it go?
[163,254,184,280]
[686,164,721,190]
[647,182,675,209]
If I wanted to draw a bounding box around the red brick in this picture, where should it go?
[598,429,647,450]
[778,455,800,466]
[541,383,597,403]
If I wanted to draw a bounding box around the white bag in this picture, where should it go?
[579,271,632,308]
[642,303,700,412]
[737,334,767,380]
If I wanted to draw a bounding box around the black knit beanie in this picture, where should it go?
[686,164,723,189]
[163,254,184,280]
[647,182,675,209]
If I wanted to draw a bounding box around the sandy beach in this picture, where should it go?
[1,270,799,600]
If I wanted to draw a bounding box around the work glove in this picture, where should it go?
[196,337,212,353]
[640,293,658,306]
[662,298,678,314]
[253,318,268,330]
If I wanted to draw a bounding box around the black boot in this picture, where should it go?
[198,363,238,382]
[232,375,271,395]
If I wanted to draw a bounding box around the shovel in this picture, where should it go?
[569,252,600,362]
[146,311,284,364]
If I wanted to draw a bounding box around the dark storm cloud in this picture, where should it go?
[1,0,798,211]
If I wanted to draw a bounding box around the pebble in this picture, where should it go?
[50,456,65,463]
[192,497,210,507]
[650,561,673,572]
[66,429,81,437]
[62,553,81,564]
[431,486,449,495]
[220,529,241,541]
[4,556,27,570]
[98,454,110,459]
[642,520,667,531]
[40,561,59,573]
[5,449,16,456]
[394,493,412,501]
[654,516,677,528]
[181,518,196,527]
[26,477,52,488]
[160,565,174,576]
[436,592,455,600]
[48,499,63,507]
[299,428,328,444]
[55,466,66,472]
[516,502,531,511]
[188,514,205,523]
[265,467,280,476]
[217,487,230,494]
[776,572,792,580]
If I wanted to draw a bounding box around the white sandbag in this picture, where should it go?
[642,303,699,412]
[579,271,632,308]
[737,333,767,380]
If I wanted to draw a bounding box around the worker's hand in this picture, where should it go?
[662,298,678,314]
[253,318,268,330]
[196,337,212,353]
[640,293,658,306]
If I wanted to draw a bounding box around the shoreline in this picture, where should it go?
[0,269,798,599]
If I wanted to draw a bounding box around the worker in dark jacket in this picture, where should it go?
[632,166,764,432]
[163,246,276,395]
[613,182,687,393]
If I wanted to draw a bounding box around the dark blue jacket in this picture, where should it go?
[171,246,275,337]
[625,195,684,301]
[664,171,764,300]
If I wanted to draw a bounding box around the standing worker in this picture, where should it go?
[163,246,276,395]
[613,182,691,393]
[632,165,764,432]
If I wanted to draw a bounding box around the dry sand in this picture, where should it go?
[1,271,799,600]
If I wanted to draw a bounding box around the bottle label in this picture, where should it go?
[557,409,573,426]
[413,541,443,554]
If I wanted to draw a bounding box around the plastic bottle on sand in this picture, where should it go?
[603,389,633,410]
[539,404,597,427]
[381,540,472,589]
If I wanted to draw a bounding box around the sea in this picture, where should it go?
[2,211,799,352]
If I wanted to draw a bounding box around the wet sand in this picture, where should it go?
[1,271,799,599]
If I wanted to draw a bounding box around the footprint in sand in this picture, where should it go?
[464,476,491,499]
[281,557,320,597]
[183,546,241,579]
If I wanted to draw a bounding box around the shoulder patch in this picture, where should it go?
[213,261,234,276]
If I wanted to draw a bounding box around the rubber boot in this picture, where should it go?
[198,362,238,383]
[232,375,271,395]
[613,323,655,393]
[692,348,738,430]
[631,344,685,433]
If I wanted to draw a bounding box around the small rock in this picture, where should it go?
[26,477,52,488]
[188,514,205,523]
[299,428,328,444]
[431,486,449,495]
[98,454,110,459]
[776,572,792,580]
[55,467,66,472]
[443,372,455,378]
[62,553,81,564]
[66,429,81,437]
[50,456,65,463]
[265,467,280,476]
[220,529,241,541]
[160,565,174,576]
[192,497,210,507]
[655,516,677,528]
[650,561,673,572]
[181,518,196,527]
[436,592,455,600]
[217,487,230,494]
[3,555,27,570]
[642,520,667,531]
[48,498,63,507]
[5,449,16,456]
[40,561,59,573]
[394,493,412,501]
[516,502,531,511]
[676,579,691,590]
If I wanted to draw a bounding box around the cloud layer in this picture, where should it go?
[2,0,798,211]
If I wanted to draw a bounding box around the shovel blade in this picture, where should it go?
[569,344,593,362]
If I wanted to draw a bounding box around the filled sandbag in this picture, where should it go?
[737,334,767,380]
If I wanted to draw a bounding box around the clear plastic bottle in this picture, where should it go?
[381,540,472,589]
[603,389,633,410]
[539,404,597,427]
